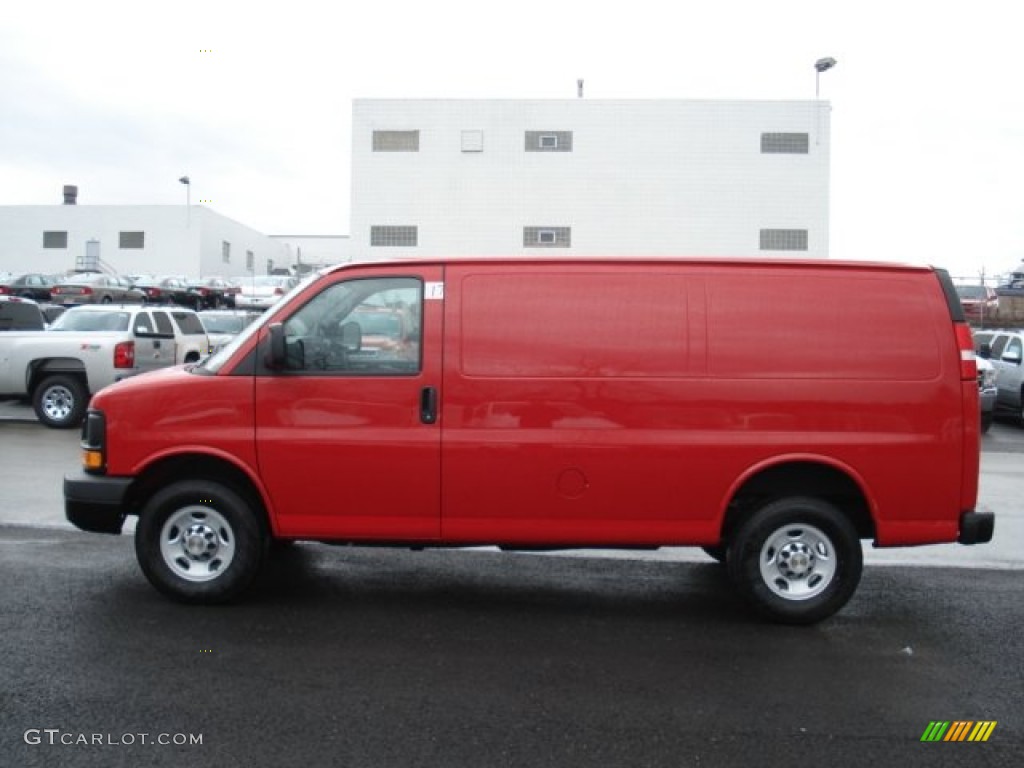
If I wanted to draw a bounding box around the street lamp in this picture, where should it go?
[179,175,191,227]
[815,57,837,99]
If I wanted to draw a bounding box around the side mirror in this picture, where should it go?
[978,343,992,360]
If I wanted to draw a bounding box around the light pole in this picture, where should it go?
[179,175,191,227]
[814,58,837,147]
[815,57,837,99]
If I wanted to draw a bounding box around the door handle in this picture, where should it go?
[420,386,438,425]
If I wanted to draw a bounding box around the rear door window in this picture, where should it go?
[153,311,175,336]
[133,313,154,334]
[171,312,206,336]
[989,335,1009,358]
[0,302,44,330]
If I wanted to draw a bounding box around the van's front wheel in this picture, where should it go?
[135,480,265,603]
[727,497,862,624]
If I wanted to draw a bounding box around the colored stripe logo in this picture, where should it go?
[921,721,997,742]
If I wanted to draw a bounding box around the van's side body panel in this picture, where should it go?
[100,367,259,481]
[439,260,971,547]
[87,257,978,549]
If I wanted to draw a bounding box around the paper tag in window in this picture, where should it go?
[425,282,444,300]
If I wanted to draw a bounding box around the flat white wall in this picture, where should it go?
[0,205,286,277]
[192,208,287,277]
[351,99,830,260]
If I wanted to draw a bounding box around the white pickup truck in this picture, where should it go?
[0,304,209,428]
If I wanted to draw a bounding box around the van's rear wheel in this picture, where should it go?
[727,497,862,624]
[135,480,265,603]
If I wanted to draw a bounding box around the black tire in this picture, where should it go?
[727,497,862,625]
[981,412,993,434]
[135,480,266,603]
[32,374,88,429]
[101,295,113,304]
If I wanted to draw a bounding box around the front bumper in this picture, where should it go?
[959,510,995,544]
[64,472,132,534]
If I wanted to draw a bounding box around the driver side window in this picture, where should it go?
[282,277,422,375]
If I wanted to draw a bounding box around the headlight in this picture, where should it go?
[80,410,106,474]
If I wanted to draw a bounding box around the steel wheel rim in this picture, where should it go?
[41,385,75,421]
[759,522,837,601]
[159,506,236,582]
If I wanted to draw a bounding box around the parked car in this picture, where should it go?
[52,304,209,364]
[50,273,144,305]
[975,329,1024,424]
[198,309,263,355]
[955,284,998,323]
[0,296,46,331]
[188,277,235,310]
[347,305,419,361]
[977,356,997,433]
[0,273,57,302]
[134,276,195,306]
[234,275,297,310]
[1,304,208,428]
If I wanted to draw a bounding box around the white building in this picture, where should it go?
[350,99,830,260]
[0,198,287,278]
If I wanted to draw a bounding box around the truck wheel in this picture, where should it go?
[727,497,862,625]
[32,375,88,429]
[135,480,265,603]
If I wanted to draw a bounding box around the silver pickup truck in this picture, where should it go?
[0,304,208,428]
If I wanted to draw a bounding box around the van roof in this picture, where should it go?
[325,256,939,275]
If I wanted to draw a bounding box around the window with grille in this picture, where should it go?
[43,231,68,249]
[371,226,418,247]
[760,229,808,251]
[523,227,571,248]
[761,132,810,154]
[119,231,145,249]
[525,131,573,152]
[373,130,420,152]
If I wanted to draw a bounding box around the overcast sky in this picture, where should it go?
[2,0,1021,278]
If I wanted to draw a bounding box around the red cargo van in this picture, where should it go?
[64,258,993,623]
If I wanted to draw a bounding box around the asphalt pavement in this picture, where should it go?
[1,527,1021,768]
